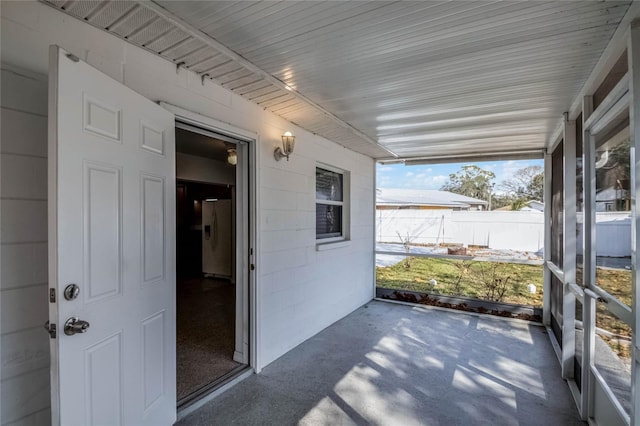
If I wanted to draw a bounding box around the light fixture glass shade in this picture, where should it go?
[227,148,237,165]
[281,131,295,155]
[275,131,296,161]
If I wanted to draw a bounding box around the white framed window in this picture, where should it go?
[316,165,349,242]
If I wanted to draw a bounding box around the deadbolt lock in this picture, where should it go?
[64,284,80,300]
[64,317,90,336]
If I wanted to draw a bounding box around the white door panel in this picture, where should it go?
[48,46,176,426]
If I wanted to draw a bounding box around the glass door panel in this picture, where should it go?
[591,120,632,417]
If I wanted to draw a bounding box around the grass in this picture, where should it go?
[594,268,632,351]
[376,257,544,307]
[377,256,633,361]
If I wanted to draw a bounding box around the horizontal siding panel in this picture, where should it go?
[0,69,47,115]
[0,108,47,157]
[1,243,48,290]
[1,154,47,200]
[0,285,48,335]
[1,327,49,380]
[0,368,50,425]
[5,408,51,426]
[1,200,47,244]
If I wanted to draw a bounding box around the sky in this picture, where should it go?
[376,159,544,194]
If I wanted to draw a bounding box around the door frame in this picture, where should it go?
[544,28,638,423]
[161,102,260,385]
[583,88,632,426]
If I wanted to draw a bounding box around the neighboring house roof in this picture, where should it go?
[596,187,629,202]
[376,188,488,208]
[494,200,544,212]
[523,200,544,212]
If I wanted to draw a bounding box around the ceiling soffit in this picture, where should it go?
[44,1,632,161]
[43,0,393,159]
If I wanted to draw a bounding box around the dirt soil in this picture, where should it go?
[383,291,542,322]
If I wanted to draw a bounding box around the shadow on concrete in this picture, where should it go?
[177,300,584,426]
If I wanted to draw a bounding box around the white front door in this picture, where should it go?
[48,45,176,426]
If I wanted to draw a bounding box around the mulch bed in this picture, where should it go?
[381,290,542,322]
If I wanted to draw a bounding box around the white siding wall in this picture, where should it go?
[0,1,375,423]
[0,66,51,425]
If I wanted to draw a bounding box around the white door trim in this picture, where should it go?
[160,102,261,373]
[160,103,258,143]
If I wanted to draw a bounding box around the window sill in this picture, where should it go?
[316,240,351,251]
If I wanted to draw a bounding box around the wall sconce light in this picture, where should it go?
[227,148,237,165]
[274,131,295,161]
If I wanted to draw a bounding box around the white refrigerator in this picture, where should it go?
[202,199,232,278]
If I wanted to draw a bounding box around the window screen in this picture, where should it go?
[316,167,344,240]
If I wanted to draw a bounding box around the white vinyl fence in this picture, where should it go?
[577,212,631,257]
[376,209,631,257]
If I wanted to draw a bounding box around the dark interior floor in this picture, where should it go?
[177,277,242,401]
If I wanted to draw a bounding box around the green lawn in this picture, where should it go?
[593,268,633,361]
[376,256,544,307]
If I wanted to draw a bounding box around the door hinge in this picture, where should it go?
[49,288,56,303]
[44,321,57,339]
[66,53,80,62]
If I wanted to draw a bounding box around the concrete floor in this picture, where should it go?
[178,300,584,426]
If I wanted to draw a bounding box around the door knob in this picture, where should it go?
[64,317,90,336]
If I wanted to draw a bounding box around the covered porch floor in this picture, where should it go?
[178,300,583,425]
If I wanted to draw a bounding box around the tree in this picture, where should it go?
[490,194,514,210]
[510,198,528,211]
[498,165,543,201]
[440,165,495,202]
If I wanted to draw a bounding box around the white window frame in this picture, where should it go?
[315,163,350,246]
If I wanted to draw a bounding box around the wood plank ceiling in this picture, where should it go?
[45,1,631,160]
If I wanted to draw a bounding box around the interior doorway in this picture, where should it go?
[175,125,248,405]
